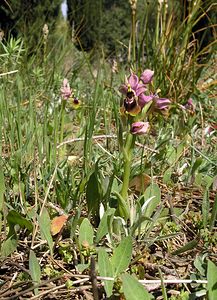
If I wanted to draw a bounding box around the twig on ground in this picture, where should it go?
[57,135,117,149]
[0,70,18,77]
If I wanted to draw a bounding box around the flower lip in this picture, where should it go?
[123,96,141,116]
[73,97,79,104]
[70,96,81,109]
[131,121,149,135]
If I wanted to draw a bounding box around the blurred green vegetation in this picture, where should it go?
[1,0,216,60]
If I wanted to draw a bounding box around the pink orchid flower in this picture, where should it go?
[119,73,147,115]
[61,78,72,100]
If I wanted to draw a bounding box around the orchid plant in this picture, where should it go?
[118,69,171,212]
[59,78,80,155]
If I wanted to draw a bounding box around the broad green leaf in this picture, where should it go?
[0,235,17,257]
[98,248,114,297]
[7,210,33,236]
[207,260,217,300]
[79,218,94,248]
[121,273,151,300]
[29,250,41,295]
[86,171,100,216]
[194,255,206,277]
[38,209,53,256]
[96,208,115,243]
[111,236,132,276]
[142,183,161,218]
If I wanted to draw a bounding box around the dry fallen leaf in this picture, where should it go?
[51,215,68,236]
[129,173,151,193]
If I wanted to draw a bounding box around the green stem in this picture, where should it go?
[155,1,160,47]
[132,10,136,64]
[59,100,66,156]
[121,132,136,201]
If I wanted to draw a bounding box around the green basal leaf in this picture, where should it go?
[142,183,161,219]
[207,260,217,300]
[0,235,17,258]
[111,236,133,277]
[96,208,115,243]
[121,273,151,300]
[29,250,41,295]
[86,171,100,217]
[38,209,53,256]
[98,248,114,297]
[79,218,94,248]
[7,210,33,235]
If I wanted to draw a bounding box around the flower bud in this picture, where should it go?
[131,122,149,135]
[154,97,171,110]
[140,69,154,84]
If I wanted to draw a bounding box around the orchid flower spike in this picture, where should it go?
[61,78,72,100]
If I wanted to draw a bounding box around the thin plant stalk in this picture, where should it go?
[132,9,136,63]
[59,100,66,157]
[129,0,137,64]
[120,131,136,201]
[155,1,161,47]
